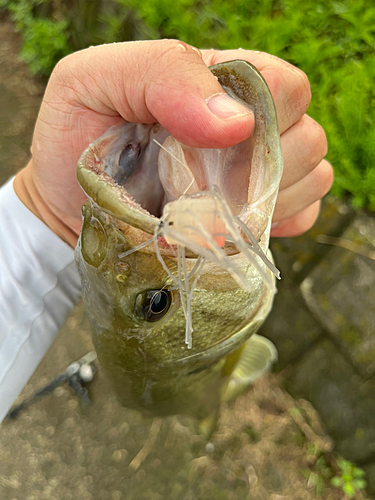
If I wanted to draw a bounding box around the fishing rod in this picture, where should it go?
[6,351,97,419]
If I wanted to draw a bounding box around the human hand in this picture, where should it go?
[14,40,332,246]
[201,49,332,238]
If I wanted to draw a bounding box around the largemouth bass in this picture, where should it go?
[75,61,283,428]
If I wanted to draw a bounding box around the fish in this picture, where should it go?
[75,60,283,431]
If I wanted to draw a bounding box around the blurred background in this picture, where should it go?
[0,1,374,499]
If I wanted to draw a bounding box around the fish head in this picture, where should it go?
[75,61,283,414]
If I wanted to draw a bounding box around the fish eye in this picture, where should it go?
[135,289,172,322]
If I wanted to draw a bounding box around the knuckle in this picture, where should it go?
[312,121,328,157]
[50,56,67,83]
[313,160,334,198]
[49,51,81,90]
[301,116,328,166]
[158,39,201,58]
[145,40,203,84]
[296,68,312,105]
[303,201,321,232]
[320,160,334,193]
[51,51,76,79]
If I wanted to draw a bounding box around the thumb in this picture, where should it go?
[56,40,254,149]
[142,41,255,148]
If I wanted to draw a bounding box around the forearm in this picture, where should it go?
[0,176,81,422]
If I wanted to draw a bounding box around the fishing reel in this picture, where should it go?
[6,351,97,419]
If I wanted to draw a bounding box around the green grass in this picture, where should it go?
[2,0,375,210]
[330,459,367,498]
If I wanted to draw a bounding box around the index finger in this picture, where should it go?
[201,49,311,135]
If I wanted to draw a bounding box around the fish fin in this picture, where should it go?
[222,334,278,402]
[199,411,220,439]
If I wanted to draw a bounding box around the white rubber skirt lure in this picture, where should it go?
[120,179,280,348]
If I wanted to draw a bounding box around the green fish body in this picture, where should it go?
[75,61,283,425]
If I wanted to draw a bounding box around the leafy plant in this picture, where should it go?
[1,0,70,75]
[330,459,367,498]
[20,18,70,76]
[1,0,375,210]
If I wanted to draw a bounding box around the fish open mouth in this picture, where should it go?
[77,61,283,244]
[77,60,284,349]
[97,121,257,222]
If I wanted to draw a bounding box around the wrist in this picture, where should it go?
[14,162,79,248]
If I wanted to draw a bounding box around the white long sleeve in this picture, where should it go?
[0,177,81,422]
